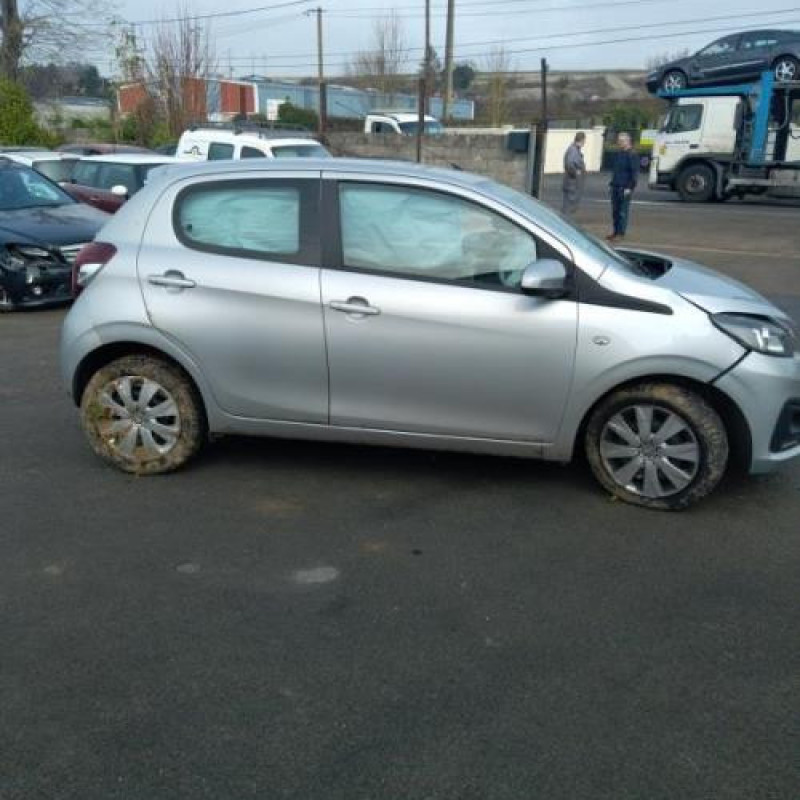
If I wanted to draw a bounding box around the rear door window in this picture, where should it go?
[208,142,234,160]
[97,164,138,193]
[72,161,100,187]
[174,179,319,265]
[241,146,266,158]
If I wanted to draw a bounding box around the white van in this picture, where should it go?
[364,112,443,135]
[176,126,331,161]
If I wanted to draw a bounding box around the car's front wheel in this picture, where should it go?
[661,70,687,92]
[80,355,206,475]
[585,383,729,510]
[773,56,799,83]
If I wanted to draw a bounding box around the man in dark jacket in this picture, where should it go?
[607,132,639,242]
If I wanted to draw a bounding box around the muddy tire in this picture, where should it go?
[585,383,729,510]
[80,355,206,475]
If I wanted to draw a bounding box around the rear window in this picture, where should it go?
[270,144,329,159]
[173,179,320,265]
[208,142,234,160]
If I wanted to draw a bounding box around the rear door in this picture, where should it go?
[138,171,328,421]
[736,31,781,79]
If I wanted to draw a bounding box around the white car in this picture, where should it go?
[0,150,79,184]
[364,111,443,135]
[175,127,330,161]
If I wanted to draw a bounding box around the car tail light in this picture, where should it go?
[72,241,117,296]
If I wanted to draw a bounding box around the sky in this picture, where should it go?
[100,0,800,78]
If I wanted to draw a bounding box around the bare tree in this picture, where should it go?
[484,45,512,126]
[145,6,216,137]
[348,10,408,95]
[645,48,690,71]
[1,0,118,81]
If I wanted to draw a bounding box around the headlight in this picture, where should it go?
[713,313,798,357]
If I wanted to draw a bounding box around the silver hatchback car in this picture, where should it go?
[61,159,800,510]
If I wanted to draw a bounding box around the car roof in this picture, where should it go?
[152,157,487,189]
[179,130,316,146]
[79,154,179,165]
[369,112,438,122]
[10,150,78,161]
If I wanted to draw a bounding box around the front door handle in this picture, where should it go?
[329,297,380,316]
[148,270,196,289]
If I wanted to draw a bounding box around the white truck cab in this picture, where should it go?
[364,112,443,135]
[650,80,800,201]
[176,127,331,161]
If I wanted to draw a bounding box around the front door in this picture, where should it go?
[320,178,578,443]
[694,35,742,83]
[139,174,329,422]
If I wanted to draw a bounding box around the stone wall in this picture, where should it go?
[326,132,531,191]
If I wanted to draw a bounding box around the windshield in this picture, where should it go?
[33,159,78,184]
[660,104,703,134]
[0,167,75,210]
[398,120,444,136]
[482,180,634,271]
[271,144,331,159]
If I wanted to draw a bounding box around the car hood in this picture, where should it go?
[0,203,108,247]
[648,253,787,318]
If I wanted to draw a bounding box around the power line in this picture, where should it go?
[79,0,314,27]
[152,6,800,68]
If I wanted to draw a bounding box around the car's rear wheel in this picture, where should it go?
[773,56,799,83]
[676,163,715,202]
[80,355,205,475]
[661,70,687,91]
[585,383,729,510]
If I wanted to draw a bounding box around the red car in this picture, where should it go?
[63,154,176,213]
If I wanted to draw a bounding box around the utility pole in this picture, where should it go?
[532,58,549,198]
[418,0,430,159]
[0,0,23,81]
[442,0,455,121]
[305,7,327,137]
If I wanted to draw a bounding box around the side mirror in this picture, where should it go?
[521,258,569,298]
[110,184,129,198]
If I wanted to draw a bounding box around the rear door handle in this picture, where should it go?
[148,271,196,289]
[330,297,380,316]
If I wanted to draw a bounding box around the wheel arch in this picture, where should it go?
[573,373,752,473]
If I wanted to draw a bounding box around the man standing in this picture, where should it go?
[561,131,586,216]
[607,132,639,242]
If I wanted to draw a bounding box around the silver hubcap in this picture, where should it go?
[97,376,181,461]
[664,73,684,91]
[599,404,700,498]
[775,60,796,81]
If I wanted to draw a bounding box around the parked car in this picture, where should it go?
[0,161,108,310]
[63,154,177,213]
[176,126,330,161]
[364,111,444,135]
[61,159,800,510]
[647,29,800,93]
[154,142,178,156]
[58,143,153,156]
[0,150,79,183]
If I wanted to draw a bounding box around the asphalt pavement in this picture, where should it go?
[1,190,799,799]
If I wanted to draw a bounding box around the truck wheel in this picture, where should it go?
[677,164,715,202]
[585,383,729,511]
[661,70,687,91]
[773,56,799,83]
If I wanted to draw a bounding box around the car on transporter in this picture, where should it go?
[61,159,800,510]
[647,29,800,93]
